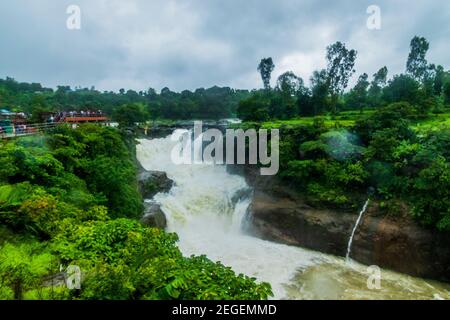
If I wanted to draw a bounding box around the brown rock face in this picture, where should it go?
[351,205,450,281]
[247,191,355,256]
[238,165,450,282]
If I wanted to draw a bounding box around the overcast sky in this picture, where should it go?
[0,0,449,92]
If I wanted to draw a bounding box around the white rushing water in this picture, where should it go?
[136,131,450,300]
[346,199,370,261]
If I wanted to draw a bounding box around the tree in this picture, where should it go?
[325,42,357,112]
[296,86,313,117]
[112,103,148,128]
[258,58,275,90]
[276,71,303,96]
[308,69,330,116]
[346,73,370,112]
[444,81,450,105]
[406,36,430,82]
[237,91,270,121]
[272,71,304,119]
[368,66,388,106]
[432,65,446,96]
[382,74,420,105]
[0,243,56,300]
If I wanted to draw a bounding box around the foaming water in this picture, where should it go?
[136,131,450,300]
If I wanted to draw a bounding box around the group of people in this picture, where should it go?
[0,124,35,138]
[51,110,104,123]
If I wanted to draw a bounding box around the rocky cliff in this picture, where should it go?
[234,165,450,282]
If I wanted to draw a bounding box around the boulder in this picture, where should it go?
[138,170,174,199]
[141,202,167,229]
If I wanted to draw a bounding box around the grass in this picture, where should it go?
[259,110,376,129]
[255,110,450,131]
[260,118,355,129]
[411,113,450,133]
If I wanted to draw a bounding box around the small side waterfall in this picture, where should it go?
[346,198,370,261]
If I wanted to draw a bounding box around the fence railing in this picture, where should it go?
[0,122,61,139]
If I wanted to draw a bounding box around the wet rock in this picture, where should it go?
[247,191,355,256]
[141,202,167,229]
[351,203,450,282]
[240,164,450,282]
[138,170,174,199]
[231,187,252,205]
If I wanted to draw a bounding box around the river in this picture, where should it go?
[136,131,450,300]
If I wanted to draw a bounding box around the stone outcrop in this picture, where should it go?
[237,164,450,282]
[137,164,173,230]
[141,202,167,229]
[138,170,174,199]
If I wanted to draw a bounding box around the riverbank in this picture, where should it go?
[236,164,450,283]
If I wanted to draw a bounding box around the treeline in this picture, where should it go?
[0,79,250,121]
[264,102,450,233]
[238,36,450,121]
[0,125,272,299]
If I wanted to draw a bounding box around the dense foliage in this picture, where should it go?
[0,79,249,121]
[248,102,450,232]
[238,37,450,120]
[0,126,272,300]
[236,36,450,233]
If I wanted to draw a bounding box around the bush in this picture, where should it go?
[0,242,56,300]
[52,219,273,300]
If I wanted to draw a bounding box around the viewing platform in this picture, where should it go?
[62,116,110,123]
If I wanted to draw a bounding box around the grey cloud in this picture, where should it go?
[0,0,448,92]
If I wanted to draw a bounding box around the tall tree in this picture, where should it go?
[368,66,388,106]
[372,66,388,87]
[406,36,430,82]
[325,42,357,112]
[347,73,370,112]
[276,71,303,96]
[258,58,275,90]
[382,74,420,105]
[432,65,446,96]
[309,69,330,116]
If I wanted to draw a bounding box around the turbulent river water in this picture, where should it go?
[136,131,450,300]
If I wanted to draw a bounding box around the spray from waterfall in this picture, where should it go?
[135,133,324,299]
[346,198,370,261]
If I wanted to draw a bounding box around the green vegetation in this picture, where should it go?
[1,34,449,300]
[238,37,449,121]
[0,126,272,300]
[0,79,250,121]
[237,36,450,233]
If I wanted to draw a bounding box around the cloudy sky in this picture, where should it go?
[0,0,449,92]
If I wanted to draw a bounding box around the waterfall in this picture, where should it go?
[346,198,370,261]
[135,132,450,300]
[136,131,324,299]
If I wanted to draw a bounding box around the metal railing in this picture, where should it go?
[0,122,61,139]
